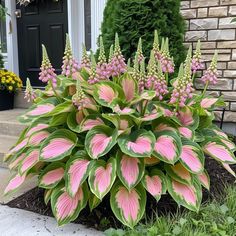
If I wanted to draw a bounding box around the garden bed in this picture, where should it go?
[6,148,236,231]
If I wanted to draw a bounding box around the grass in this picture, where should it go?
[104,185,236,236]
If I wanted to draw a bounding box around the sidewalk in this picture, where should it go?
[0,205,104,236]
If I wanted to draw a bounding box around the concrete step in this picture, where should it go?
[0,109,26,136]
[0,135,18,168]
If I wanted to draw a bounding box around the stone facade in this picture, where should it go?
[181,0,236,123]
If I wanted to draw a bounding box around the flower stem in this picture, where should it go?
[202,81,209,98]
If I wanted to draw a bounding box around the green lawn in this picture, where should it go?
[105,185,236,236]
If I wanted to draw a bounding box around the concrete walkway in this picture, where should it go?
[0,205,104,236]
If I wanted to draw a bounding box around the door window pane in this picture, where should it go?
[84,0,91,50]
[0,0,7,53]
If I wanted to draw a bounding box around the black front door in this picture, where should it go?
[16,0,68,87]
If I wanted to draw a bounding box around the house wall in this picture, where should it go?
[181,0,236,126]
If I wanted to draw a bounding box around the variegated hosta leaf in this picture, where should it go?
[200,98,218,109]
[9,152,26,170]
[167,177,202,211]
[118,129,155,158]
[39,163,65,189]
[51,184,89,226]
[28,130,51,146]
[40,129,77,162]
[144,156,160,166]
[6,138,28,157]
[119,73,137,102]
[19,149,40,175]
[153,130,182,164]
[113,104,135,115]
[117,152,144,190]
[89,193,101,212]
[222,163,236,178]
[165,162,192,185]
[18,98,58,123]
[130,90,156,105]
[4,173,26,195]
[196,171,210,190]
[44,189,53,205]
[202,139,236,164]
[85,125,118,159]
[142,169,166,201]
[50,113,68,126]
[88,157,117,200]
[178,127,194,140]
[25,123,49,137]
[45,101,73,116]
[65,151,93,197]
[93,81,124,107]
[180,139,204,174]
[177,107,199,130]
[110,182,146,228]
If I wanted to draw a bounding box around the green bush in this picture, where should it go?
[0,53,4,69]
[100,0,186,68]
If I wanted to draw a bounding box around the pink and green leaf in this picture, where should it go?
[28,130,51,146]
[165,162,192,185]
[153,130,182,164]
[88,157,117,200]
[89,193,101,212]
[177,107,199,130]
[4,173,26,195]
[180,139,204,174]
[142,169,166,201]
[85,125,118,159]
[44,189,53,205]
[51,183,89,226]
[65,151,93,197]
[39,163,65,189]
[200,98,218,109]
[196,171,210,190]
[167,177,202,211]
[144,156,160,166]
[110,182,146,228]
[222,163,236,178]
[40,129,77,162]
[202,139,236,164]
[117,152,145,190]
[178,127,194,140]
[118,129,155,158]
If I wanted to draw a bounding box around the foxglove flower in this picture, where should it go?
[153,30,162,61]
[191,40,204,73]
[108,33,127,77]
[201,51,218,85]
[72,80,88,110]
[88,53,100,84]
[170,48,194,107]
[24,78,36,102]
[79,44,91,70]
[146,51,168,100]
[61,34,80,78]
[137,38,144,63]
[39,45,57,87]
[96,36,110,81]
[139,59,147,93]
[160,38,174,73]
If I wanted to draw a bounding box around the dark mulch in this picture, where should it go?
[6,152,236,231]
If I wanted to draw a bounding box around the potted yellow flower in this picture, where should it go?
[0,69,23,110]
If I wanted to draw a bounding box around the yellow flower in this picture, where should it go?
[8,86,13,91]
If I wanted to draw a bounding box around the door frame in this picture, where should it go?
[5,0,106,77]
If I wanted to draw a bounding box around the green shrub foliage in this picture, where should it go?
[100,0,186,68]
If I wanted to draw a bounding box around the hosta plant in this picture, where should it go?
[4,33,236,228]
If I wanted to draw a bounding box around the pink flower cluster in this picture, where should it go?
[88,55,100,84]
[153,30,162,61]
[191,40,204,73]
[146,52,168,100]
[24,78,36,102]
[160,55,175,73]
[108,34,127,77]
[79,45,91,70]
[39,45,57,87]
[61,35,80,78]
[137,38,144,63]
[201,52,218,85]
[72,81,87,110]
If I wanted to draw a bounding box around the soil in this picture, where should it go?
[6,147,236,231]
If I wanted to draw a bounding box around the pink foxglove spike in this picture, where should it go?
[153,30,162,61]
[138,59,147,93]
[24,78,36,102]
[160,38,175,73]
[72,79,87,110]
[201,51,218,85]
[79,44,91,70]
[88,52,100,84]
[191,40,204,73]
[108,33,127,77]
[108,44,114,63]
[170,48,194,107]
[61,34,80,78]
[96,36,110,81]
[39,45,57,87]
[146,51,168,100]
[137,38,144,63]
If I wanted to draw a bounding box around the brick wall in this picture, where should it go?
[181,0,236,123]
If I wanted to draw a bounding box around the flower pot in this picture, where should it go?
[0,90,14,111]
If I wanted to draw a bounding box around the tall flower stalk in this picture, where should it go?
[191,40,204,74]
[24,78,36,102]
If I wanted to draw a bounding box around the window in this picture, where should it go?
[0,0,7,53]
[84,0,91,50]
